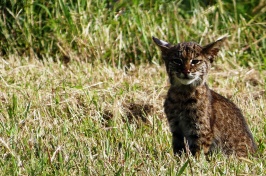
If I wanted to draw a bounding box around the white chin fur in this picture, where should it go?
[176,77,198,85]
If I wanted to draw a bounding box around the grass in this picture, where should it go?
[0,58,265,175]
[1,0,266,67]
[0,0,266,175]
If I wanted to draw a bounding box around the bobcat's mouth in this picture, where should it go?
[176,77,198,85]
[172,72,200,85]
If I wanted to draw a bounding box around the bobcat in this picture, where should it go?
[153,36,257,157]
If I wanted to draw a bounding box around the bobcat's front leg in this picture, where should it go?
[172,132,202,156]
[172,132,185,155]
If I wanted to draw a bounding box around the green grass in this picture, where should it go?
[0,0,266,175]
[1,0,266,67]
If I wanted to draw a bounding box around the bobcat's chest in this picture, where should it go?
[164,87,211,137]
[165,100,200,135]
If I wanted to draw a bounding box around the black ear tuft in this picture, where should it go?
[152,36,171,52]
[202,37,226,62]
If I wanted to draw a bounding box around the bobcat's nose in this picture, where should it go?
[182,69,190,74]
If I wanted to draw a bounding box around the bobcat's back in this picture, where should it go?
[210,90,257,155]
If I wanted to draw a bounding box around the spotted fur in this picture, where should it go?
[153,36,257,157]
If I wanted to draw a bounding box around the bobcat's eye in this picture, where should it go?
[191,60,201,66]
[172,59,182,66]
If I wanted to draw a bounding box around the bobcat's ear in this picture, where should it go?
[202,37,226,63]
[152,36,171,53]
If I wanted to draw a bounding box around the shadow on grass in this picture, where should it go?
[101,102,161,127]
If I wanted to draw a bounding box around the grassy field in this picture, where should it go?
[0,0,266,175]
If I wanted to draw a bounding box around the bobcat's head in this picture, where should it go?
[153,36,226,87]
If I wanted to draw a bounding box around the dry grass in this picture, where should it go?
[0,56,265,175]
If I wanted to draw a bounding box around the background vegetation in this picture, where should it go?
[0,0,265,175]
[1,0,266,67]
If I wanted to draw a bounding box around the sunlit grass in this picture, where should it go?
[0,57,265,175]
